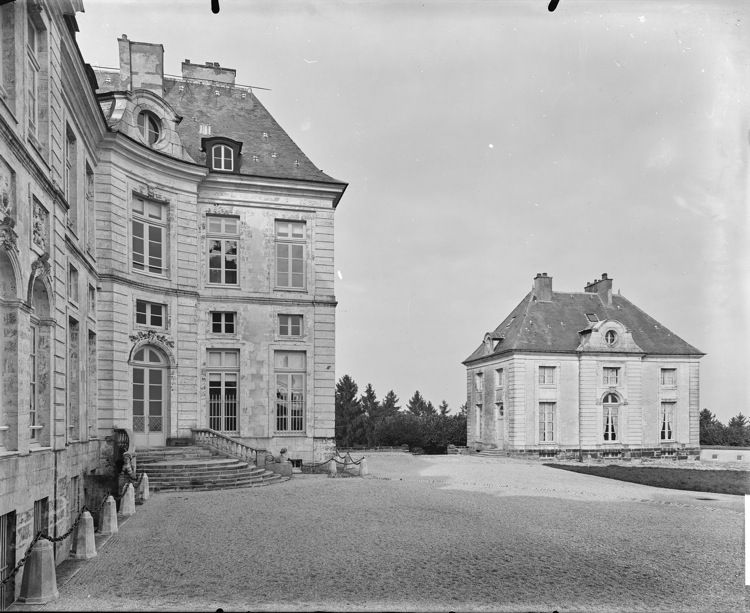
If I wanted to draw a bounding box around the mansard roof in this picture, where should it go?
[463,290,703,364]
[92,67,345,187]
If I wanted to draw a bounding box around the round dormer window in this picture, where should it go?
[605,330,618,345]
[137,110,161,146]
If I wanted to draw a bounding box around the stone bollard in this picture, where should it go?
[328,458,337,478]
[72,511,97,560]
[99,495,118,535]
[17,538,59,604]
[120,484,136,517]
[139,473,150,501]
[359,458,369,476]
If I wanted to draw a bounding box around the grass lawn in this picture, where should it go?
[544,464,749,496]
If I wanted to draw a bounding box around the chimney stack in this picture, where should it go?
[584,273,613,306]
[181,60,236,85]
[533,272,553,302]
[118,35,164,95]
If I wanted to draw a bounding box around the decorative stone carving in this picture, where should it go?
[31,253,51,278]
[0,217,17,252]
[32,201,48,250]
[129,329,175,348]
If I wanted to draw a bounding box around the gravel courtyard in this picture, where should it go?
[25,453,746,612]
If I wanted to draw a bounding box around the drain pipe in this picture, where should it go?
[577,352,583,462]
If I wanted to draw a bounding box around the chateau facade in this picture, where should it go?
[463,273,703,459]
[0,1,345,603]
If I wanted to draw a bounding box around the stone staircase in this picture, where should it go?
[135,446,285,492]
[474,448,508,458]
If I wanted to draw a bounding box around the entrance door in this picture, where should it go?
[132,346,167,447]
[495,401,506,450]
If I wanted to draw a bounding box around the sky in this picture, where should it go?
[76,0,749,423]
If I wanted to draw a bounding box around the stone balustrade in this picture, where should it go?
[190,428,264,467]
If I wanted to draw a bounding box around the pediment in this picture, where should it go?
[577,319,642,353]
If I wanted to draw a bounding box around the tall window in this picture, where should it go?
[132,347,166,436]
[132,197,166,275]
[207,216,238,285]
[275,351,305,432]
[495,368,504,388]
[26,19,39,138]
[275,221,305,290]
[68,264,78,303]
[65,126,77,222]
[68,318,80,441]
[279,314,302,337]
[538,366,555,385]
[660,402,675,441]
[207,350,238,433]
[475,372,483,392]
[30,325,38,441]
[539,402,554,442]
[603,367,619,386]
[211,312,236,334]
[137,110,160,146]
[0,511,16,611]
[475,404,482,438]
[33,498,48,536]
[660,368,677,386]
[136,300,166,328]
[603,393,619,442]
[212,144,233,171]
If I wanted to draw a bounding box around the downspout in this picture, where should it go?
[577,351,582,462]
[53,449,58,548]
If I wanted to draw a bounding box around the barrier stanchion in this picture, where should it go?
[16,539,58,604]
[72,511,97,560]
[99,495,118,535]
[120,483,136,517]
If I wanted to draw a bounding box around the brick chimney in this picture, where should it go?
[533,272,553,302]
[118,35,164,95]
[585,273,613,306]
[181,60,236,85]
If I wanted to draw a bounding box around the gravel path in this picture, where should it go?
[22,453,747,612]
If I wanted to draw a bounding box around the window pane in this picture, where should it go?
[224,351,238,367]
[208,218,222,234]
[225,314,235,333]
[224,219,238,234]
[208,352,222,367]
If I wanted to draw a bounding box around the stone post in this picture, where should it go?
[17,539,59,604]
[120,483,136,517]
[255,449,267,468]
[328,458,337,478]
[72,511,97,560]
[99,495,118,535]
[139,473,150,501]
[359,458,369,476]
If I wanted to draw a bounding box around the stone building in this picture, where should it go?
[0,1,345,604]
[462,273,703,460]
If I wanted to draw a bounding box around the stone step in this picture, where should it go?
[140,457,247,468]
[145,468,267,480]
[149,471,281,486]
[153,476,287,492]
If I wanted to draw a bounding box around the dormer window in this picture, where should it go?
[202,137,242,173]
[212,144,233,171]
[605,330,618,345]
[137,110,161,146]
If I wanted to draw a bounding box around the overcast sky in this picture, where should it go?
[77,0,748,423]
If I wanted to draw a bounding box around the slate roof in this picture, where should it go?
[92,68,345,187]
[463,291,703,364]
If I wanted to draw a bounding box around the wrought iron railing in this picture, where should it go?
[190,428,263,466]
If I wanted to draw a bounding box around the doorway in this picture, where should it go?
[132,346,168,447]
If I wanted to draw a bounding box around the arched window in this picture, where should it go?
[603,393,619,442]
[137,111,161,146]
[605,330,618,345]
[132,346,168,447]
[212,144,233,171]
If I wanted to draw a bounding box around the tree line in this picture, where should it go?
[334,375,467,453]
[699,410,750,447]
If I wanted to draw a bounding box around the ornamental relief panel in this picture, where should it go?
[129,329,175,348]
[32,199,48,252]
